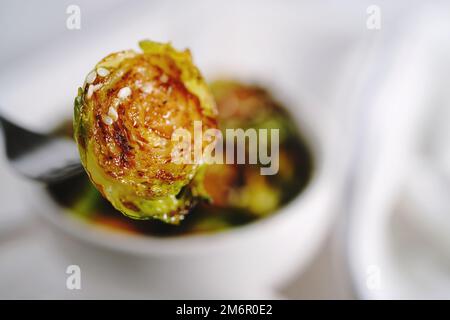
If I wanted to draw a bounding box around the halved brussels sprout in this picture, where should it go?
[74,41,218,224]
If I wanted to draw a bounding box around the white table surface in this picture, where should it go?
[2,0,441,300]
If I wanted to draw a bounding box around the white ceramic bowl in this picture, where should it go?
[28,96,341,299]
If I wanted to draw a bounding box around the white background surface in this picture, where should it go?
[0,216,354,299]
[0,0,361,299]
[1,0,450,299]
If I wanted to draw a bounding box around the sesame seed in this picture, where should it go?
[117,87,131,99]
[97,67,110,77]
[102,115,113,126]
[136,67,146,74]
[179,215,184,221]
[154,138,167,147]
[86,85,94,99]
[111,98,120,109]
[163,213,168,221]
[92,83,103,92]
[108,106,118,121]
[86,70,97,84]
[170,216,176,223]
[160,74,168,83]
[141,83,153,94]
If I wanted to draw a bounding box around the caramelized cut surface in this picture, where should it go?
[74,41,217,223]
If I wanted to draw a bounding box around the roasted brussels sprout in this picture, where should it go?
[74,41,218,223]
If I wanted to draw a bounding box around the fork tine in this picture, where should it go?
[0,114,48,159]
[0,113,83,184]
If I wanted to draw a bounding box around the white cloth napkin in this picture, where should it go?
[347,5,450,299]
